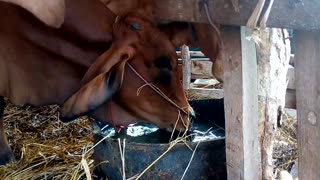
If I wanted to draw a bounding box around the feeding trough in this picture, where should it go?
[92,99,226,180]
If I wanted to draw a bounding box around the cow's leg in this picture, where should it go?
[0,96,14,165]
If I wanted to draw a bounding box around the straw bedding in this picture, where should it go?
[273,111,298,174]
[0,99,95,180]
[0,96,297,179]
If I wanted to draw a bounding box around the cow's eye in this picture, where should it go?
[153,56,172,85]
[130,23,140,30]
[154,56,172,70]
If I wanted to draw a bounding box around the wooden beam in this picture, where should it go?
[294,30,320,180]
[287,66,295,90]
[285,89,296,109]
[187,88,296,109]
[178,58,210,61]
[290,54,295,66]
[155,0,320,30]
[182,45,191,89]
[191,60,213,79]
[188,88,224,99]
[176,51,205,57]
[223,26,261,179]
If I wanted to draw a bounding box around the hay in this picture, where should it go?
[190,83,223,90]
[273,111,298,173]
[0,98,298,179]
[185,90,213,100]
[0,100,95,180]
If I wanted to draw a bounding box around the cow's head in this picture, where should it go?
[60,14,194,132]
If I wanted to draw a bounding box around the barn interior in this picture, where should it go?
[2,0,318,179]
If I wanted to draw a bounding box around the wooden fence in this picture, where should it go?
[158,0,320,179]
[177,48,296,109]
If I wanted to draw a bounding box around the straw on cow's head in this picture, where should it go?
[60,13,194,131]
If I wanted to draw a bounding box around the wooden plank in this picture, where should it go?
[176,51,205,57]
[155,0,256,25]
[185,59,296,90]
[191,60,212,79]
[223,26,261,179]
[191,74,212,79]
[294,30,320,180]
[178,58,210,61]
[181,45,191,89]
[187,88,296,109]
[287,66,295,90]
[188,88,224,99]
[155,0,320,30]
[285,89,296,109]
[290,54,295,66]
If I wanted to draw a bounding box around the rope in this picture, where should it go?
[127,63,189,116]
[202,1,224,59]
[203,2,222,39]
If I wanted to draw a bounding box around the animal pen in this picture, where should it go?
[0,0,319,180]
[160,0,319,179]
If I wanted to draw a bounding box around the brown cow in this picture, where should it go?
[0,0,193,165]
[1,0,65,28]
[159,22,224,83]
[4,0,224,82]
[102,0,224,82]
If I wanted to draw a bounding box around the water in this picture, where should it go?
[94,121,225,144]
[190,122,225,142]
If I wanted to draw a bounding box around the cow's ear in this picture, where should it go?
[59,61,126,122]
[81,45,135,85]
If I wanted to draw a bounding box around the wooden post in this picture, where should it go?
[294,30,320,180]
[182,45,191,90]
[255,28,291,179]
[223,26,261,179]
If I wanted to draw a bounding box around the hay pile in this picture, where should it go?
[0,100,95,180]
[273,110,298,174]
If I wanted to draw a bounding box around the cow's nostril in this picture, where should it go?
[189,112,196,119]
[187,106,196,119]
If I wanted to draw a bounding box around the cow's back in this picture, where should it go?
[0,0,115,106]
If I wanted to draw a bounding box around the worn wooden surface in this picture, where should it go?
[285,89,296,109]
[181,45,191,89]
[180,58,296,90]
[187,87,296,109]
[188,88,224,99]
[155,0,320,30]
[176,51,204,57]
[255,28,291,179]
[191,61,213,79]
[294,30,320,180]
[223,26,261,179]
[179,57,296,109]
[290,54,295,66]
[287,66,295,90]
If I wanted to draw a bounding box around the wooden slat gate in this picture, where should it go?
[155,0,320,179]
